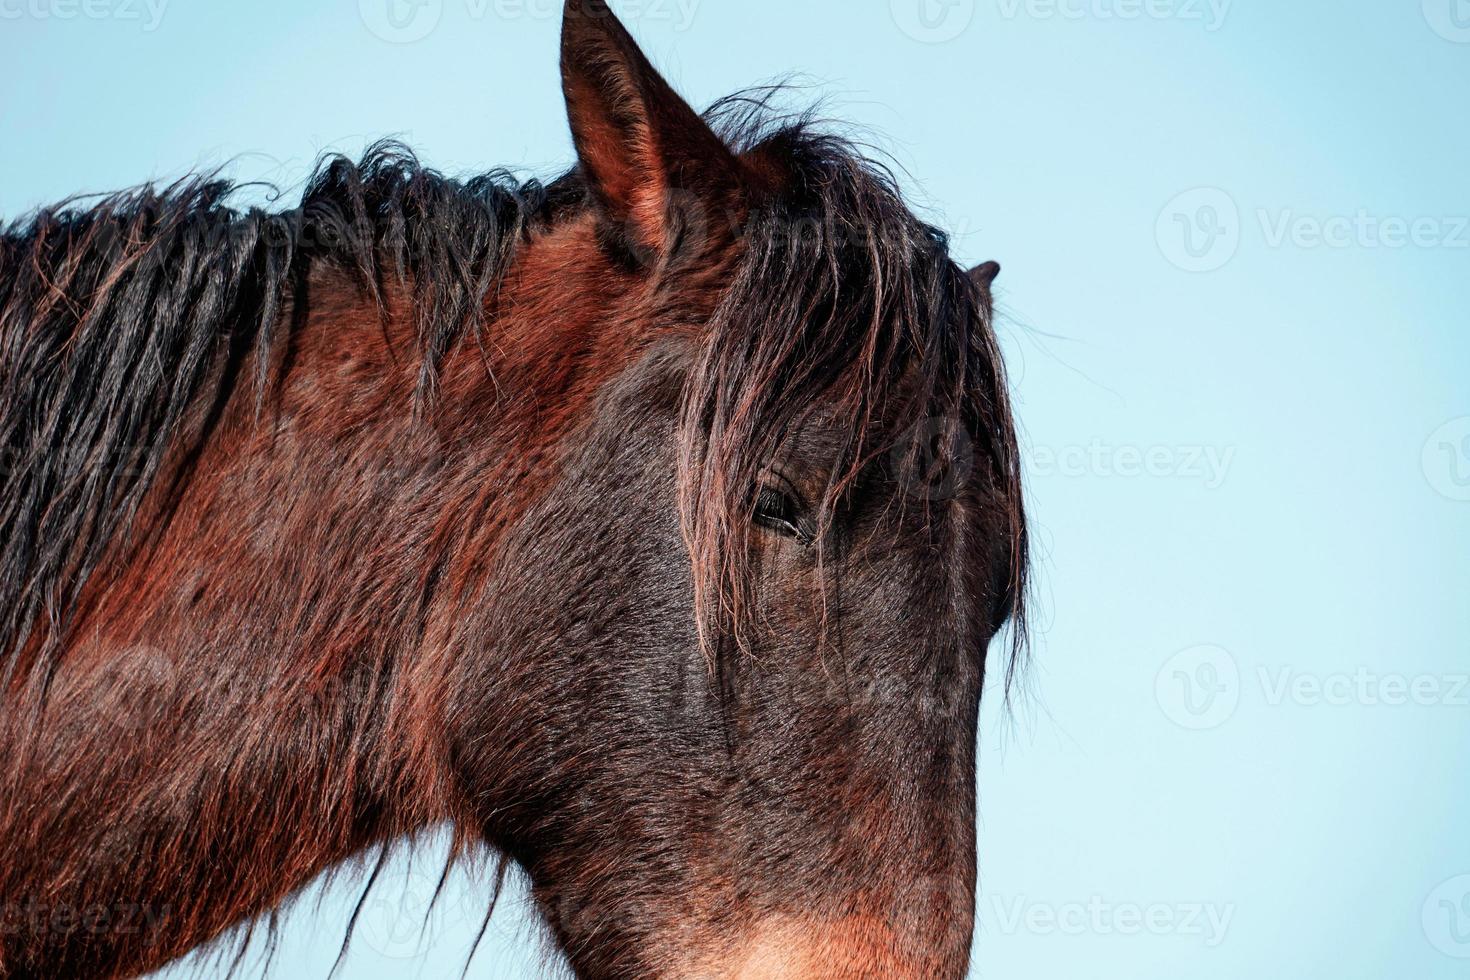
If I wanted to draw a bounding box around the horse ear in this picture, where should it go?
[969,260,1001,297]
[560,0,741,261]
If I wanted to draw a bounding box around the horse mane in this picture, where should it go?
[687,95,1031,693]
[0,96,1029,698]
[0,141,570,683]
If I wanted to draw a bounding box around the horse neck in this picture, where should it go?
[0,226,637,976]
[0,271,497,977]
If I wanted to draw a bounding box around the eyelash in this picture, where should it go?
[753,486,812,545]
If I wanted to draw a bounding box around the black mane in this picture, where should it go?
[686,103,1031,692]
[0,141,554,675]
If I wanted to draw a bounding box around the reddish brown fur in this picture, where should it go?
[0,2,1026,977]
[0,188,750,978]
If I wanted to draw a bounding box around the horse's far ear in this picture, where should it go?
[561,0,741,261]
[969,260,1002,297]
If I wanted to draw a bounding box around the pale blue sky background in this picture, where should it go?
[3,0,1468,977]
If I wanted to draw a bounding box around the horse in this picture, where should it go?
[0,1,1028,976]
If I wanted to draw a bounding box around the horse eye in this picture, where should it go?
[753,487,809,543]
